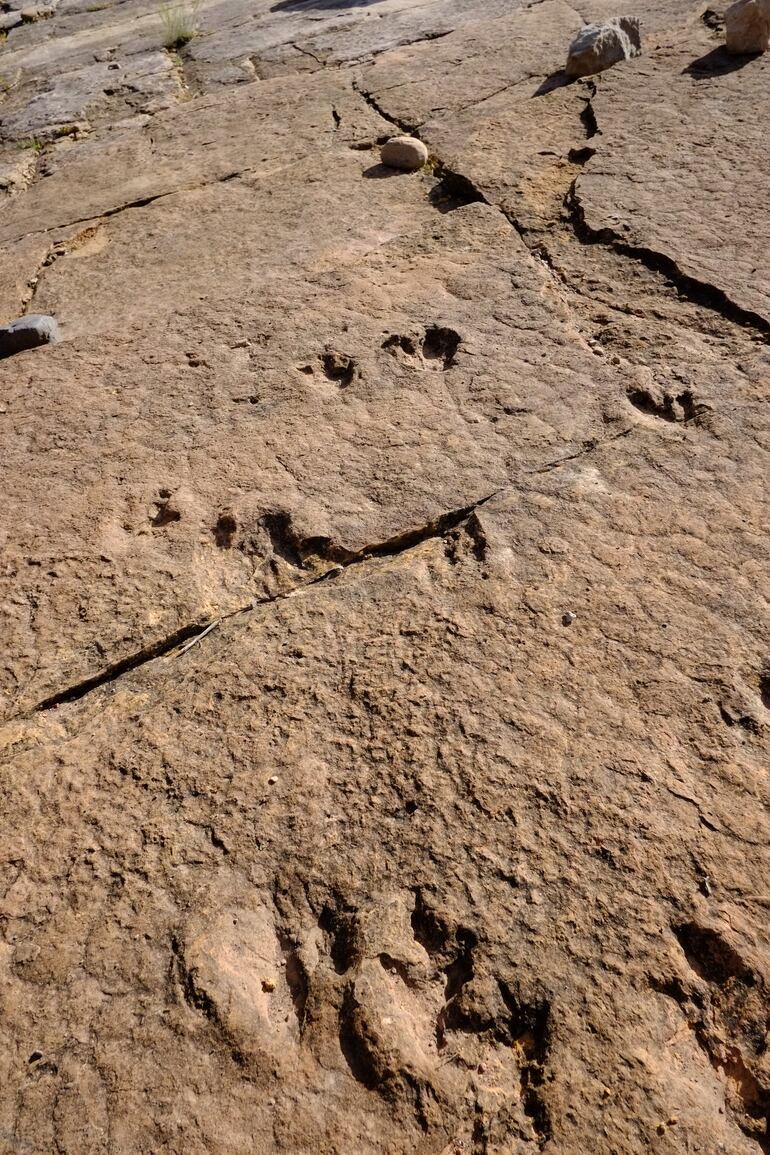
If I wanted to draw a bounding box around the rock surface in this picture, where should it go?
[566,16,642,77]
[0,0,769,1153]
[725,0,770,53]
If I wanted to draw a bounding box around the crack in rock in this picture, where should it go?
[353,80,418,135]
[24,490,505,717]
[22,409,640,721]
[566,177,770,340]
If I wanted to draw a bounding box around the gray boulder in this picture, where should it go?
[0,314,61,359]
[725,0,770,53]
[566,16,641,78]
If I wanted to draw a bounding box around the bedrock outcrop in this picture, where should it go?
[0,1,768,1153]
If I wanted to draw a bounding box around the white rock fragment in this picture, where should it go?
[0,314,60,359]
[725,0,770,53]
[566,16,642,78]
[380,135,428,172]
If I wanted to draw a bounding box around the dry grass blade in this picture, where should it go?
[159,0,201,49]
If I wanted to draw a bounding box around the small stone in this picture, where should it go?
[380,135,428,172]
[725,0,770,54]
[565,16,642,78]
[562,611,577,626]
[262,977,276,992]
[20,6,53,22]
[267,775,278,785]
[0,314,60,360]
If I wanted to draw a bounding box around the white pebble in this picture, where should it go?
[380,135,428,172]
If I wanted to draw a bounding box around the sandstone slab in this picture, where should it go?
[0,0,769,1152]
[1,413,768,1151]
[572,46,770,326]
[0,190,633,718]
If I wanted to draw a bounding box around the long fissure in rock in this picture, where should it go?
[565,180,770,340]
[34,620,214,712]
[26,492,501,717]
[359,78,770,342]
[8,169,248,246]
[352,82,418,134]
[529,426,634,474]
[23,412,644,720]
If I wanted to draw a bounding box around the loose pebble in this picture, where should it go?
[562,611,577,626]
[0,314,60,359]
[380,135,428,172]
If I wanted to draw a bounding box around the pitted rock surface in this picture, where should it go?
[0,0,768,1153]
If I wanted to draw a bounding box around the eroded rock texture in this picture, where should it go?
[0,1,768,1153]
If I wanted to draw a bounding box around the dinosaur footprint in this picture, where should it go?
[337,892,551,1147]
[174,896,305,1067]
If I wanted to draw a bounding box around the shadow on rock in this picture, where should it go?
[362,163,402,179]
[271,0,382,11]
[684,46,761,77]
[532,70,571,97]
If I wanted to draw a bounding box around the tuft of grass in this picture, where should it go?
[19,137,43,152]
[159,0,200,50]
